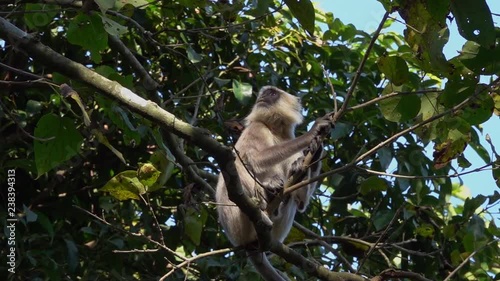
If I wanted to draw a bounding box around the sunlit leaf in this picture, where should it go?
[100,170,146,200]
[377,56,409,86]
[416,223,434,238]
[379,84,421,122]
[232,80,253,105]
[459,41,500,75]
[99,15,128,36]
[398,0,453,75]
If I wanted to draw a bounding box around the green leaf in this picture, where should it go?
[493,161,500,188]
[287,226,307,243]
[34,114,84,176]
[439,75,477,108]
[459,41,500,75]
[433,138,468,169]
[467,215,486,240]
[377,56,409,86]
[377,147,393,170]
[451,0,495,47]
[457,154,472,168]
[137,163,161,190]
[67,13,108,63]
[146,148,174,190]
[359,176,388,195]
[330,122,353,140]
[109,238,125,248]
[253,0,272,16]
[184,208,203,245]
[95,0,115,12]
[284,0,316,34]
[372,210,395,231]
[232,80,253,105]
[463,195,486,218]
[399,0,453,75]
[418,92,440,121]
[115,0,150,9]
[99,15,128,36]
[416,223,434,238]
[64,239,79,272]
[187,46,202,63]
[26,100,42,117]
[24,4,58,28]
[493,92,500,116]
[348,208,369,218]
[35,212,55,239]
[379,84,421,122]
[213,77,231,87]
[460,90,494,126]
[468,129,491,164]
[23,205,38,223]
[463,233,474,252]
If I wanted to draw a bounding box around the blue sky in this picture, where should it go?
[314,1,499,207]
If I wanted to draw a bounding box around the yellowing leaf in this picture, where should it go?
[100,170,146,201]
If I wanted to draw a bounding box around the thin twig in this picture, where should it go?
[139,194,166,246]
[322,65,337,113]
[358,162,494,179]
[346,89,442,112]
[443,240,498,281]
[0,62,47,80]
[356,205,404,273]
[287,77,500,195]
[159,248,232,280]
[73,205,187,262]
[332,11,390,122]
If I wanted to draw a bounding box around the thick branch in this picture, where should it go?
[271,241,368,281]
[0,16,271,243]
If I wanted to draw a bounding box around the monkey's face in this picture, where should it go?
[245,86,304,128]
[256,86,281,108]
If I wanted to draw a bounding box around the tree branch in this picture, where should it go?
[0,15,273,248]
[271,240,368,281]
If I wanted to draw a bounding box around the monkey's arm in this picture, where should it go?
[252,118,330,168]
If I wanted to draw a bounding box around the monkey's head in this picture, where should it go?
[245,86,304,130]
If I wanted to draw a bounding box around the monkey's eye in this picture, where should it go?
[265,90,277,97]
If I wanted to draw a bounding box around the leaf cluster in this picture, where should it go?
[0,0,499,281]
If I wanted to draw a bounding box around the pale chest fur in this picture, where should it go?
[235,122,298,183]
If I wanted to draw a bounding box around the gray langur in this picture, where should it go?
[216,86,329,281]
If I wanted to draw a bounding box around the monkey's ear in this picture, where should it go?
[224,119,244,132]
[224,119,245,138]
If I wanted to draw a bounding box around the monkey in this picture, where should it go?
[215,86,330,281]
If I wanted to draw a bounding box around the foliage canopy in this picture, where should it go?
[1,0,499,280]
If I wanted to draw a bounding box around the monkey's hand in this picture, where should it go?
[262,175,284,201]
[304,136,324,158]
[311,116,332,138]
[289,156,307,181]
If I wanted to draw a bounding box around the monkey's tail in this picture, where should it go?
[248,252,290,281]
